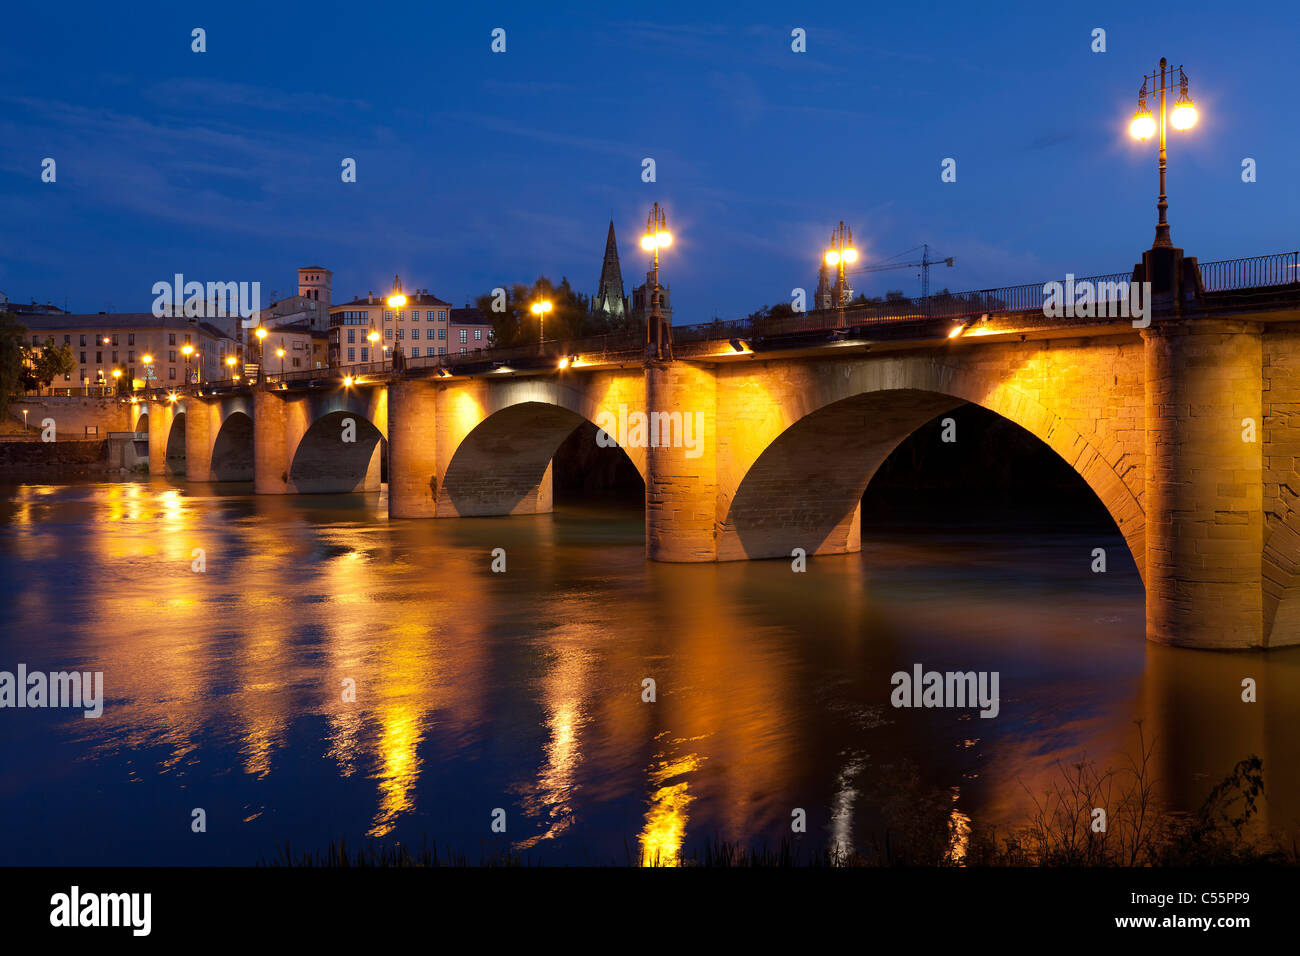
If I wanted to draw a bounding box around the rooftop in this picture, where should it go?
[14,312,237,340]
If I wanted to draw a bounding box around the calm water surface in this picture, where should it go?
[1,479,1297,864]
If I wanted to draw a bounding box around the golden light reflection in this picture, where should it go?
[639,747,704,866]
[513,638,592,850]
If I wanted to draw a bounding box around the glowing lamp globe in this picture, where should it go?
[1171,97,1198,130]
[1130,110,1156,140]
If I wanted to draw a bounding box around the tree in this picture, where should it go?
[20,336,75,392]
[475,276,591,348]
[0,312,26,419]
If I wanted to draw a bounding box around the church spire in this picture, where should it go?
[593,220,626,320]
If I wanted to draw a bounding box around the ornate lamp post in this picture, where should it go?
[386,276,407,373]
[641,203,673,361]
[1129,58,1198,249]
[225,355,239,381]
[531,299,553,355]
[275,345,286,381]
[181,343,195,386]
[824,222,859,325]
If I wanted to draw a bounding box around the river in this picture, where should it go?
[1,479,1296,865]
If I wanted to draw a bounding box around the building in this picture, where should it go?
[329,284,491,369]
[259,320,328,378]
[8,299,64,316]
[588,220,671,329]
[591,221,627,322]
[15,313,238,393]
[448,307,493,354]
[0,291,7,312]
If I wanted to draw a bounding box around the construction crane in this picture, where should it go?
[847,243,954,304]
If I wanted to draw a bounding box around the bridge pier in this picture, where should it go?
[388,379,440,517]
[645,362,718,561]
[1144,320,1264,648]
[253,389,295,494]
[184,397,218,483]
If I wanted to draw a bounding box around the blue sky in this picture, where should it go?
[1,0,1296,319]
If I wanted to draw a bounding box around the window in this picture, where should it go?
[80,334,87,346]
[360,347,368,362]
[128,367,135,380]
[168,333,176,345]
[169,351,176,362]
[128,333,135,346]
[184,334,191,344]
[474,329,482,340]
[347,329,355,343]
[459,347,467,354]
[410,311,419,321]
[112,352,118,363]
[128,351,134,362]
[438,311,447,321]
[397,311,405,322]
[459,329,468,343]
[79,352,86,364]
[293,358,301,368]
[169,367,176,380]
[438,329,446,340]
[438,347,446,355]
[410,347,419,357]
[31,335,39,345]
[112,335,119,346]
[348,347,355,361]
[63,335,71,345]
[385,328,393,339]
[396,329,404,339]
[96,351,102,363]
[384,311,393,321]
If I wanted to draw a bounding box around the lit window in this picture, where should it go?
[459,329,467,343]
[474,329,482,340]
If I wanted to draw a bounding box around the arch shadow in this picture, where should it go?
[440,401,640,517]
[165,411,186,476]
[211,411,254,482]
[721,387,1142,575]
[290,410,384,493]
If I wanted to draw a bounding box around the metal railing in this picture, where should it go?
[1199,251,1300,293]
[112,251,1300,398]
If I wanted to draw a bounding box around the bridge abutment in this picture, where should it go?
[184,397,219,483]
[1144,320,1264,648]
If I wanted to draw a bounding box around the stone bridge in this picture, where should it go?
[130,250,1300,651]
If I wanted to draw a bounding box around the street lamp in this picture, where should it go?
[275,344,286,380]
[225,355,238,381]
[181,343,195,385]
[141,354,153,396]
[255,326,268,384]
[1129,57,1198,249]
[640,202,673,361]
[824,221,858,323]
[530,299,553,355]
[22,409,28,432]
[367,328,380,369]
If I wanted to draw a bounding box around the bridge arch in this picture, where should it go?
[135,411,149,433]
[716,355,1145,579]
[164,411,186,476]
[438,398,645,517]
[210,410,254,481]
[289,409,385,493]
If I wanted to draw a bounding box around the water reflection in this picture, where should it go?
[0,479,1297,865]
